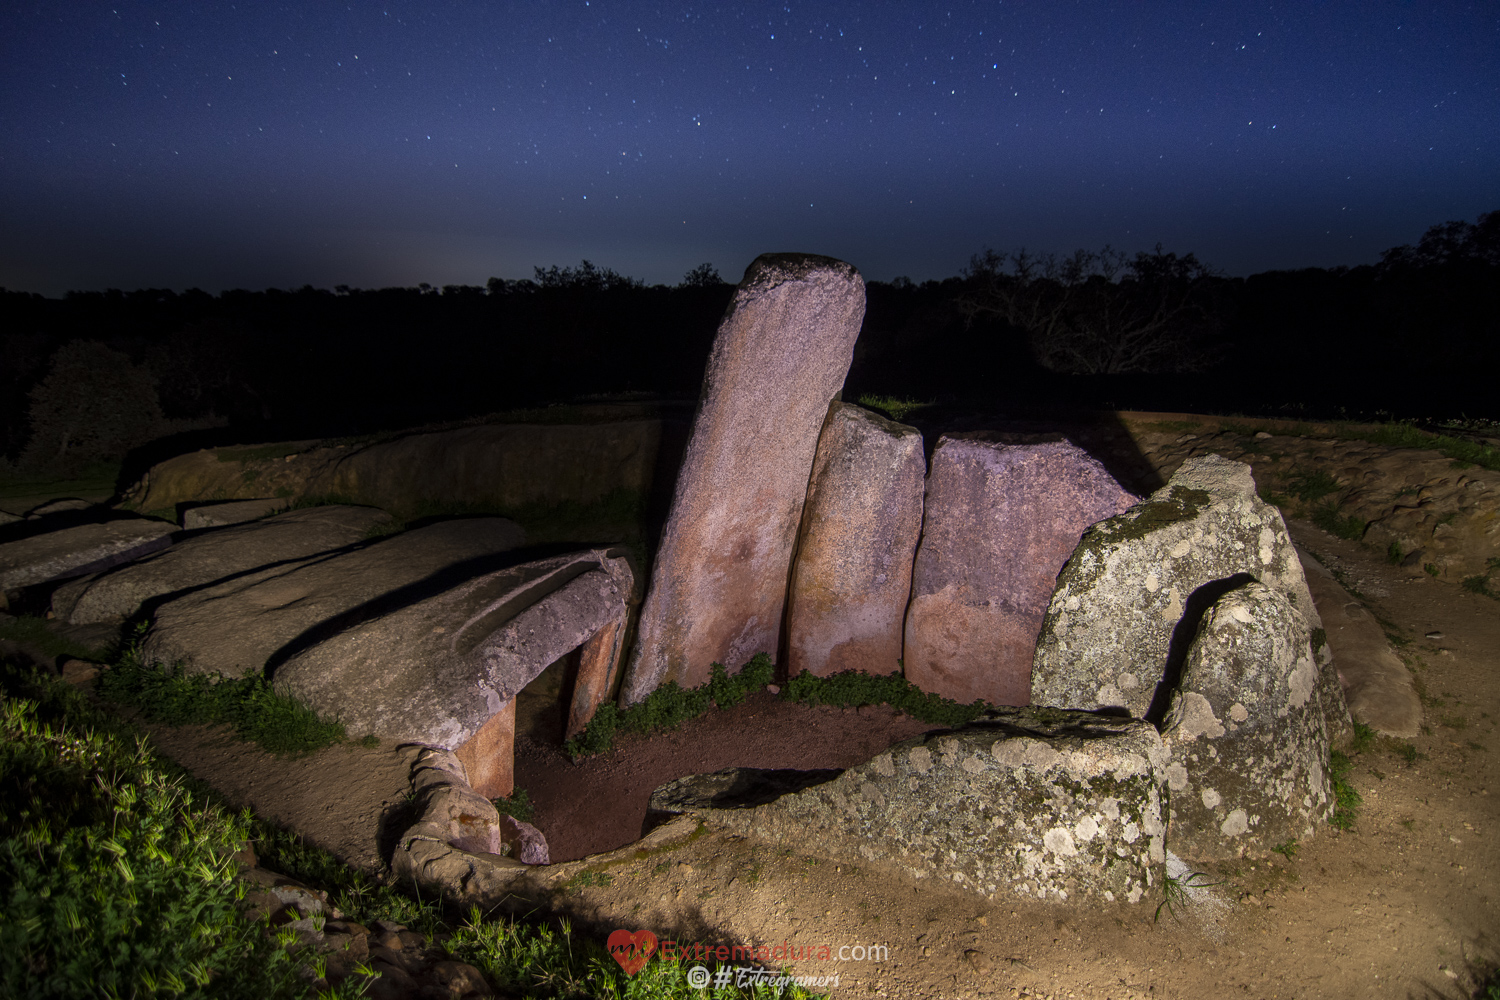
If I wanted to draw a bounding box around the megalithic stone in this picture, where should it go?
[904,435,1138,708]
[785,401,924,677]
[621,254,866,702]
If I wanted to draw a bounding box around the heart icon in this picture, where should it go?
[607,928,658,975]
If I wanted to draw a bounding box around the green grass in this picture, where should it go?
[97,639,353,757]
[1271,839,1299,861]
[853,394,934,423]
[1310,502,1366,540]
[1285,469,1343,503]
[0,661,333,999]
[565,654,776,759]
[0,615,107,663]
[491,787,535,824]
[1350,720,1376,755]
[1328,749,1361,831]
[781,668,988,727]
[1462,575,1498,599]
[1335,422,1500,473]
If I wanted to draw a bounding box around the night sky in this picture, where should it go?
[2,2,1496,296]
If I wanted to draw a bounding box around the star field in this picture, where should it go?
[1,1,1495,293]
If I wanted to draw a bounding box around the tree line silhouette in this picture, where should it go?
[1,212,1495,477]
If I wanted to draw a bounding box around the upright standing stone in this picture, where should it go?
[785,402,924,678]
[1031,455,1351,746]
[904,436,1137,707]
[621,254,865,702]
[1160,581,1333,860]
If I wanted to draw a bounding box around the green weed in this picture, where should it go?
[1154,869,1222,923]
[1389,739,1423,766]
[781,668,988,726]
[1350,721,1376,754]
[854,394,934,422]
[564,654,776,759]
[1311,502,1366,540]
[566,869,614,890]
[1425,563,1441,577]
[1337,422,1500,473]
[1271,839,1299,861]
[1286,470,1342,503]
[1462,575,1498,599]
[491,787,535,824]
[1386,541,1405,566]
[1439,715,1468,731]
[97,642,350,757]
[1329,749,1361,830]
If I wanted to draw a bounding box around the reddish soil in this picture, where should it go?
[515,691,948,862]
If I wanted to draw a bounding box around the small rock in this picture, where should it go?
[396,930,427,951]
[965,949,993,975]
[430,960,493,997]
[766,683,780,694]
[1254,431,1273,439]
[1425,631,1445,639]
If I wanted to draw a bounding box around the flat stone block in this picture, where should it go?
[904,436,1136,707]
[182,497,291,530]
[0,518,177,591]
[786,401,924,678]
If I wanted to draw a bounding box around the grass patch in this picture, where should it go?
[97,641,351,757]
[0,615,107,663]
[1462,575,1498,599]
[491,787,535,824]
[1350,720,1376,755]
[1336,422,1500,473]
[1271,839,1299,861]
[854,394,934,423]
[1328,749,1361,831]
[1386,541,1405,566]
[781,668,988,726]
[1285,469,1342,503]
[0,661,327,999]
[1439,714,1468,731]
[1310,502,1366,540]
[565,654,776,759]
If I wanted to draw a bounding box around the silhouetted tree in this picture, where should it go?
[957,245,1221,374]
[20,340,164,474]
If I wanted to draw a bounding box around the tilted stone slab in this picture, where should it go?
[904,436,1137,707]
[1160,581,1334,861]
[1032,454,1351,746]
[622,254,865,702]
[182,497,290,530]
[0,518,177,591]
[143,517,525,678]
[786,402,924,678]
[687,709,1167,904]
[274,547,632,750]
[53,505,392,624]
[1298,545,1421,737]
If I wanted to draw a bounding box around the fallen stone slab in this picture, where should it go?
[785,402,924,678]
[623,254,866,702]
[1031,454,1351,747]
[0,518,177,591]
[274,546,633,753]
[1159,581,1334,861]
[904,435,1137,707]
[404,747,506,855]
[53,504,392,624]
[676,708,1166,904]
[181,497,291,530]
[1297,544,1422,737]
[143,517,525,678]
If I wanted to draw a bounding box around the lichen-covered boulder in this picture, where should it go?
[785,401,924,678]
[623,254,865,702]
[904,436,1138,706]
[1160,581,1333,860]
[1031,454,1350,746]
[688,709,1167,903]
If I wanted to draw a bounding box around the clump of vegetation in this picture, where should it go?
[1462,574,1498,600]
[0,662,317,999]
[1338,422,1500,474]
[1285,469,1342,503]
[1350,720,1376,754]
[1328,749,1362,830]
[1310,503,1365,540]
[491,787,535,823]
[97,640,353,757]
[0,615,107,663]
[564,654,776,759]
[18,340,165,476]
[781,668,988,726]
[854,394,934,422]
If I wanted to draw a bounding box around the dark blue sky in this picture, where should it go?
[2,2,1496,295]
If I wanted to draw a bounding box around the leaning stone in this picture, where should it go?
[622,254,865,701]
[181,497,290,530]
[54,504,391,624]
[405,747,504,855]
[1032,454,1351,746]
[1298,546,1421,737]
[566,613,628,739]
[1160,581,1333,860]
[273,547,633,750]
[143,517,525,678]
[498,814,550,865]
[904,436,1137,707]
[694,708,1167,904]
[786,402,924,678]
[0,518,177,591]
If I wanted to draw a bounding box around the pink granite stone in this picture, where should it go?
[786,402,924,678]
[903,435,1138,707]
[622,254,866,701]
